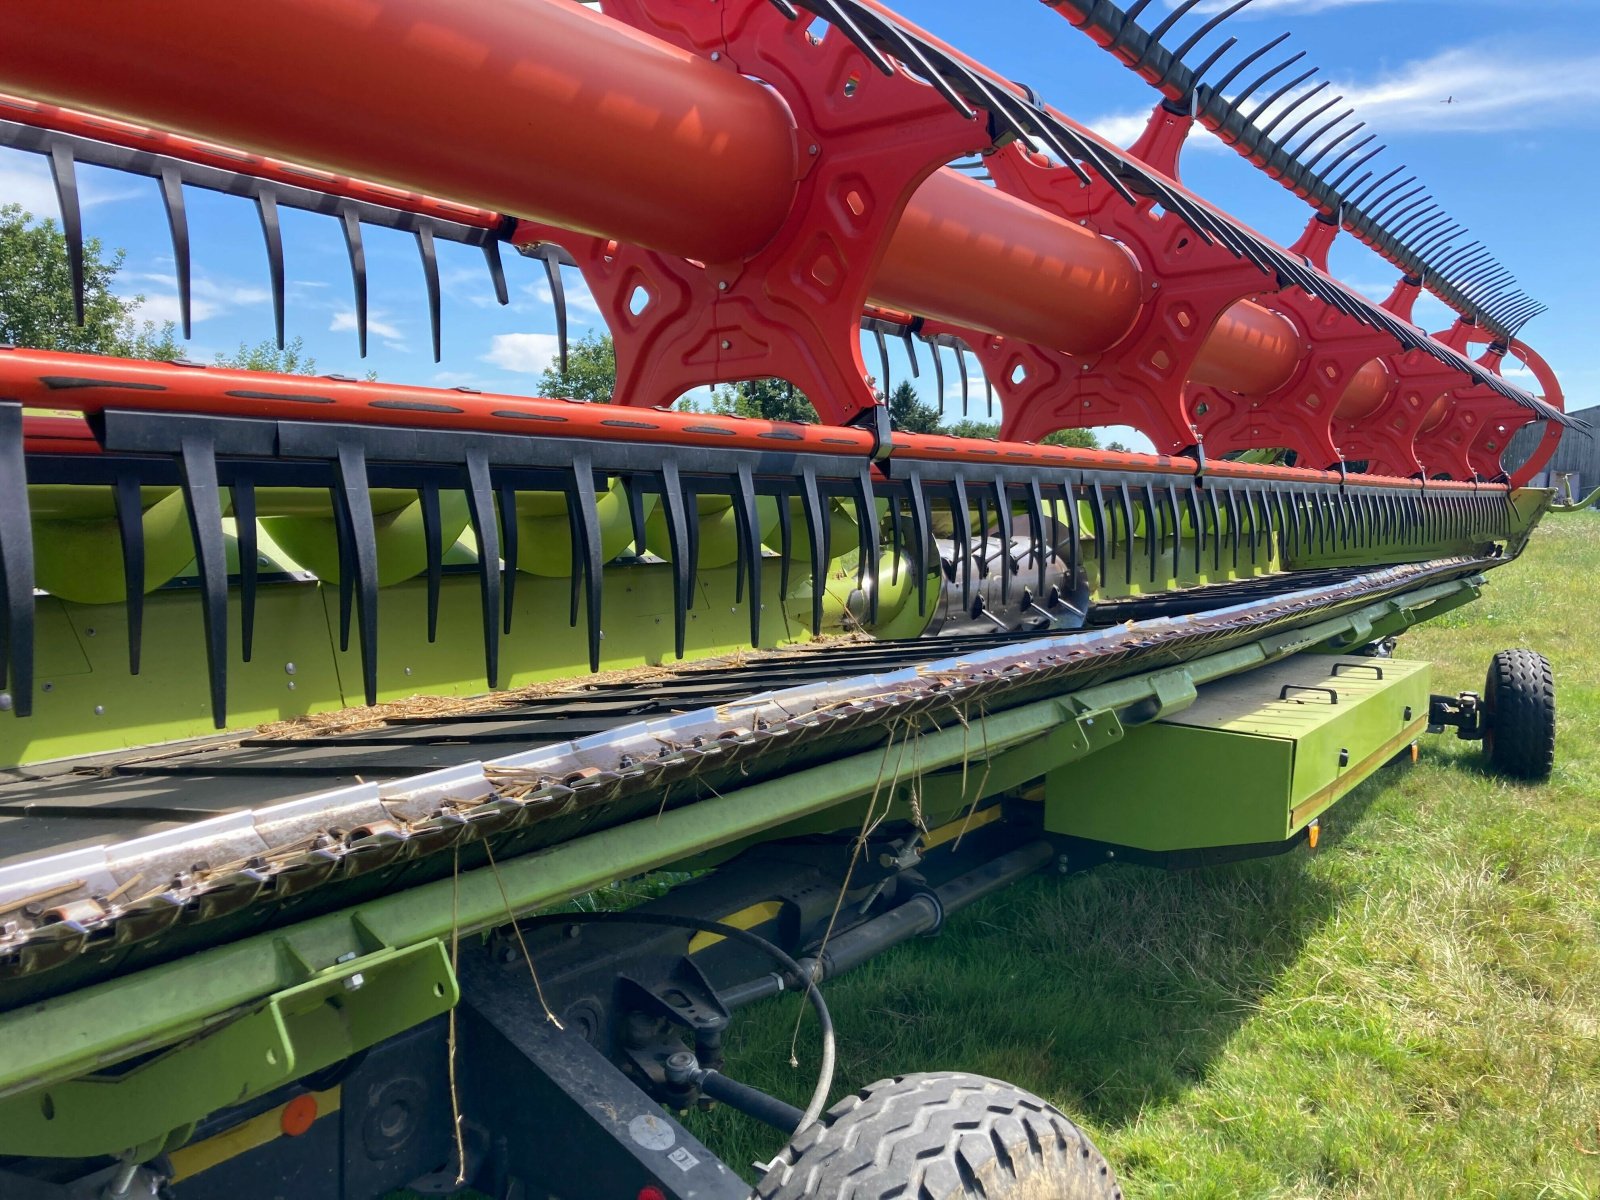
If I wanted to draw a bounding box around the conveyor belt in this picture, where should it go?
[0,631,1046,868]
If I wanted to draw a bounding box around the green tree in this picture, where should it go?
[536,330,617,401]
[929,415,1099,448]
[1041,427,1099,449]
[885,380,942,434]
[708,377,817,423]
[216,336,318,374]
[0,203,180,359]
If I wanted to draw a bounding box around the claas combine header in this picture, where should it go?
[0,0,1569,1196]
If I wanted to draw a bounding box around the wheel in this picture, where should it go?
[1482,649,1555,781]
[756,1072,1121,1200]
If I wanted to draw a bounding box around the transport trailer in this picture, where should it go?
[0,0,1571,1195]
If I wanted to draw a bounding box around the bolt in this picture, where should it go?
[1057,854,1071,874]
[808,144,819,155]
[85,627,96,637]
[404,667,413,676]
[284,662,297,676]
[0,694,11,713]
[720,339,732,350]
[710,50,721,61]
[344,972,365,991]
[94,705,105,716]
[287,681,297,691]
[40,682,52,693]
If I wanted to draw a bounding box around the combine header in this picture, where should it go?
[0,1,1567,1196]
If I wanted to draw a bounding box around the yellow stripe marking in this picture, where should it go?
[168,1086,341,1182]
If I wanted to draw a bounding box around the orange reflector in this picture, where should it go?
[1307,820,1320,849]
[1410,743,1419,763]
[280,1093,319,1137]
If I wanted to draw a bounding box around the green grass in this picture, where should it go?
[684,515,1600,1198]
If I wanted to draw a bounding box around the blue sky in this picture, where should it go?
[1,0,1594,448]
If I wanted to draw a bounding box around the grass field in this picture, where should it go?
[684,514,1600,1198]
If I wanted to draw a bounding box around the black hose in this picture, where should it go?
[521,910,835,1134]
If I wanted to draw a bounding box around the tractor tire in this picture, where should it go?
[755,1072,1121,1200]
[1482,649,1556,781]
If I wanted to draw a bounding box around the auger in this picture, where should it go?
[0,2,1571,1197]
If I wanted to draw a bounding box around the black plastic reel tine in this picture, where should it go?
[416,225,443,363]
[1304,121,1365,172]
[1086,484,1107,591]
[907,469,932,616]
[992,477,1013,603]
[1182,483,1201,574]
[463,452,501,688]
[1165,482,1182,566]
[1026,476,1048,599]
[232,476,258,663]
[496,482,519,635]
[873,327,891,398]
[339,206,369,358]
[1206,485,1222,572]
[776,482,794,600]
[112,473,146,676]
[1062,481,1082,591]
[1169,0,1250,75]
[734,463,762,645]
[1135,0,1204,72]
[902,329,920,378]
[540,247,570,375]
[983,371,994,419]
[1259,80,1328,139]
[177,436,229,728]
[800,463,827,635]
[329,477,355,653]
[157,165,193,340]
[1203,30,1290,106]
[419,482,443,643]
[659,459,690,659]
[853,463,880,621]
[1224,486,1241,570]
[1184,35,1238,94]
[570,455,604,672]
[621,474,649,559]
[951,474,973,611]
[974,488,988,575]
[256,188,287,350]
[334,443,380,707]
[566,487,583,630]
[1241,485,1258,561]
[47,143,85,326]
[1142,484,1160,582]
[483,239,510,306]
[1117,482,1136,588]
[1233,50,1309,117]
[957,349,970,416]
[888,495,903,585]
[930,342,946,410]
[0,407,32,715]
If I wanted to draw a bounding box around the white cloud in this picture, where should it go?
[124,292,217,325]
[1088,41,1600,156]
[1243,44,1600,137]
[484,332,561,376]
[331,308,403,341]
[0,158,143,220]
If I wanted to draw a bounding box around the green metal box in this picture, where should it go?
[1045,655,1432,852]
